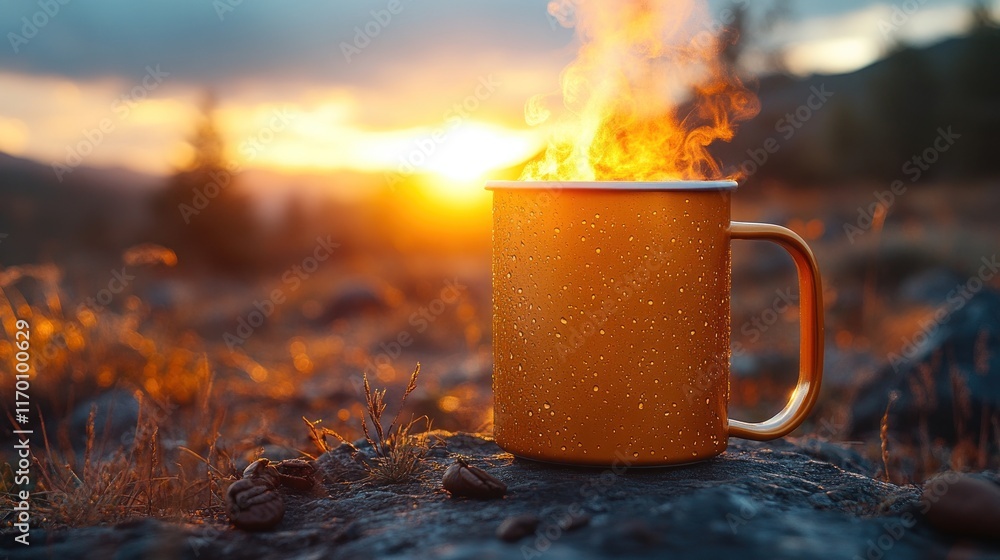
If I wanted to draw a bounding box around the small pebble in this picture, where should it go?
[922,473,1000,541]
[561,513,591,531]
[496,514,540,542]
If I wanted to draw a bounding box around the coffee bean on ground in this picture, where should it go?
[226,478,286,531]
[442,458,507,499]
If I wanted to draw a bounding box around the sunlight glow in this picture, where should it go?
[423,124,540,182]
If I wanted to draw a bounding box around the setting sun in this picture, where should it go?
[423,123,540,182]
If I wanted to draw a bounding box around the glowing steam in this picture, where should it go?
[521,0,759,182]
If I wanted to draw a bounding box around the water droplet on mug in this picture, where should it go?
[593,385,599,392]
[543,402,551,410]
[638,403,644,410]
[596,248,601,254]
[560,317,568,325]
[554,227,561,234]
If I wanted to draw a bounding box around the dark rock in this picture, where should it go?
[312,280,392,323]
[849,289,1000,445]
[6,433,1000,559]
[793,438,877,477]
[897,268,965,307]
[69,389,140,445]
[315,442,369,483]
[922,472,1000,541]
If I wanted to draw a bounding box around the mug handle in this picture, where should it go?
[727,222,824,440]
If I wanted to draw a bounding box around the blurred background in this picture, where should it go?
[1,0,999,499]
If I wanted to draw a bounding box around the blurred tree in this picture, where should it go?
[274,195,314,259]
[869,45,944,179]
[719,2,749,72]
[950,0,1000,177]
[968,0,997,30]
[150,94,264,272]
[720,0,793,77]
[826,98,870,181]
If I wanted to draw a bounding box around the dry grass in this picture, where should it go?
[306,364,433,484]
[362,364,432,482]
[879,391,898,482]
[0,252,241,528]
[2,396,236,528]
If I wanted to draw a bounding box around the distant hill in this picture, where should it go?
[0,152,159,265]
[714,29,1000,184]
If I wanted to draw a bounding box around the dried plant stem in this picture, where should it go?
[880,391,898,482]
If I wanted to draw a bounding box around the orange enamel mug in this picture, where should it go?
[487,180,823,466]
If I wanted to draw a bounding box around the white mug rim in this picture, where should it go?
[486,180,738,191]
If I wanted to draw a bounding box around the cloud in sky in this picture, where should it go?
[0,1,573,91]
[0,0,993,177]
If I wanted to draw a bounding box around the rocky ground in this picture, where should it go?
[4,433,999,560]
